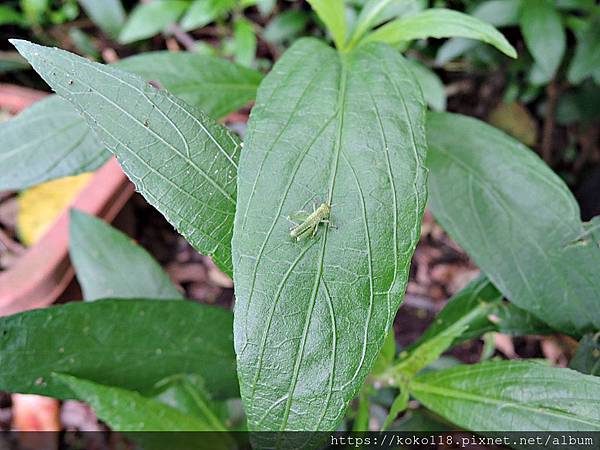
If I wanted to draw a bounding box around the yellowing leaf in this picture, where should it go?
[17,173,92,246]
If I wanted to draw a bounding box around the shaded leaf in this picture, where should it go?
[78,0,125,38]
[152,374,229,431]
[119,0,189,44]
[426,112,600,335]
[53,373,212,431]
[14,40,240,276]
[69,210,183,301]
[570,334,600,376]
[0,51,260,191]
[365,8,517,58]
[263,10,310,45]
[0,299,238,399]
[405,58,446,111]
[181,0,236,31]
[232,18,256,68]
[568,17,600,85]
[520,0,566,82]
[0,96,107,191]
[411,360,600,431]
[233,38,427,431]
[114,51,263,120]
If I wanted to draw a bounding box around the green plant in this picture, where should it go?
[1,0,599,441]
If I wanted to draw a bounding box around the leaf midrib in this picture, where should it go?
[278,52,350,433]
[47,50,238,204]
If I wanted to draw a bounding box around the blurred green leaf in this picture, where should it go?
[69,210,183,301]
[0,51,29,73]
[520,0,566,82]
[78,0,125,37]
[180,0,236,31]
[233,18,256,68]
[263,10,310,44]
[119,0,189,44]
[0,95,108,191]
[570,333,600,376]
[405,58,446,111]
[0,5,24,26]
[114,51,263,119]
[0,299,238,399]
[68,28,100,58]
[568,17,600,85]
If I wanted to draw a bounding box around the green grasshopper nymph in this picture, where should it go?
[288,203,334,241]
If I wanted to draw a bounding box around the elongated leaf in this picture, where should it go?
[233,19,256,68]
[412,277,552,351]
[13,40,240,276]
[263,10,310,45]
[0,299,237,399]
[233,38,427,431]
[435,0,521,65]
[426,112,600,335]
[405,58,446,111]
[78,0,125,38]
[153,374,229,431]
[307,0,348,50]
[69,210,182,301]
[0,95,107,190]
[568,17,600,85]
[181,0,237,31]
[365,8,517,58]
[0,51,259,191]
[348,0,427,48]
[570,334,600,376]
[520,0,566,82]
[116,52,262,120]
[411,361,600,431]
[119,0,189,44]
[54,374,212,431]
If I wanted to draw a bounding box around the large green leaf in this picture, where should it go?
[426,112,600,335]
[0,95,107,190]
[69,210,182,301]
[78,0,125,38]
[118,0,189,44]
[115,51,262,123]
[0,51,261,191]
[0,299,237,399]
[54,373,212,431]
[411,361,600,431]
[519,0,566,82]
[13,40,240,276]
[232,38,427,431]
[364,8,517,58]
